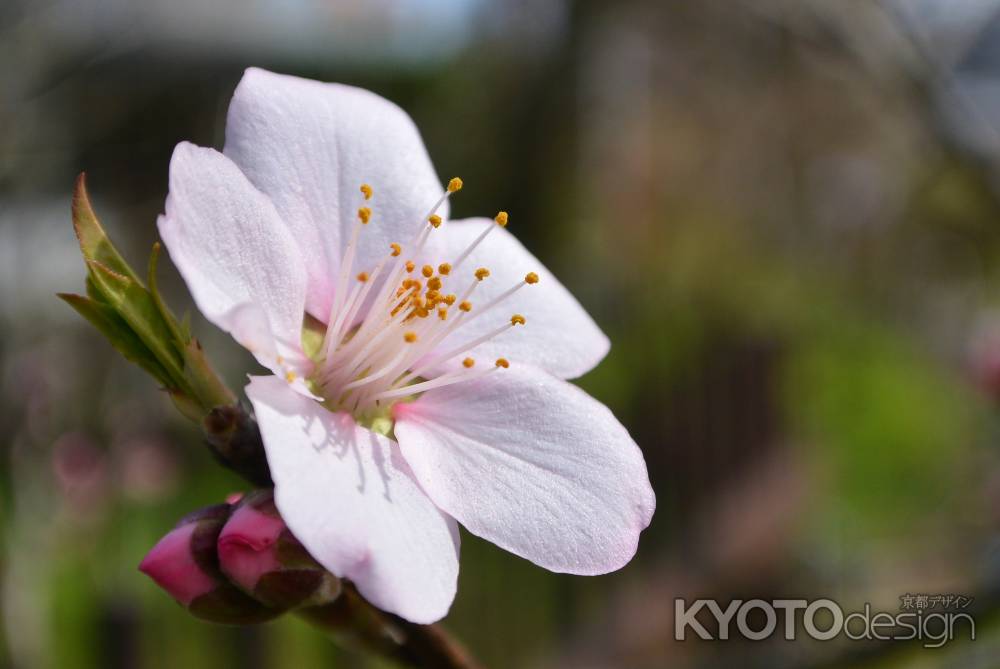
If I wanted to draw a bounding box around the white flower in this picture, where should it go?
[158,68,655,624]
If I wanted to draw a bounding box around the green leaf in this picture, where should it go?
[71,174,142,284]
[65,176,239,422]
[147,241,186,349]
[57,293,174,387]
[85,259,188,391]
[181,338,236,410]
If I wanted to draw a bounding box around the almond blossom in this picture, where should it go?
[158,67,655,624]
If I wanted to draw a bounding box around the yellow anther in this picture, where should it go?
[390,242,401,257]
[427,277,443,291]
[438,262,452,276]
[356,271,369,283]
[415,307,430,319]
[447,177,463,193]
[438,308,449,321]
[444,294,457,306]
[405,260,416,273]
[495,211,509,227]
[422,265,434,278]
[459,300,472,312]
[511,314,526,326]
[360,183,373,200]
[285,370,297,382]
[358,207,372,224]
[475,267,490,281]
[428,214,442,228]
[495,358,510,368]
[525,272,539,284]
[463,357,475,368]
[404,332,418,343]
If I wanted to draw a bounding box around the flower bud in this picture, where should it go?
[218,490,341,609]
[139,504,279,624]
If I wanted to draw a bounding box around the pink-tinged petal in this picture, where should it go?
[217,504,285,594]
[429,218,609,380]
[139,522,218,606]
[225,68,449,319]
[245,375,460,624]
[394,364,655,576]
[158,143,308,371]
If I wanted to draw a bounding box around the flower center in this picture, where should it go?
[302,179,535,420]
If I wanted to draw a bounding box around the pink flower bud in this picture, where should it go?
[139,504,279,624]
[218,490,340,609]
[217,500,283,593]
[139,519,217,606]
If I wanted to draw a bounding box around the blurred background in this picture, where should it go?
[6,0,1000,667]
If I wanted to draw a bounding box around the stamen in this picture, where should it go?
[467,276,537,323]
[451,219,499,271]
[405,321,517,380]
[495,358,509,368]
[374,367,496,403]
[312,179,528,414]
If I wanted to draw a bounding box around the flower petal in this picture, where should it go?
[158,143,307,371]
[428,218,610,379]
[393,363,654,576]
[245,375,460,624]
[224,67,449,319]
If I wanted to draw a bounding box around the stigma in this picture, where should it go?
[305,179,538,416]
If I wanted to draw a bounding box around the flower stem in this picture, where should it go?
[299,584,483,669]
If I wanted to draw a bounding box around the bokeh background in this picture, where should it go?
[6,0,1000,667]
